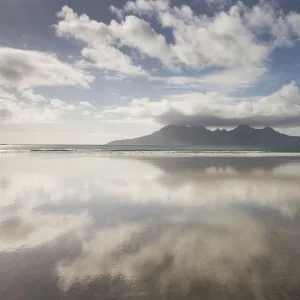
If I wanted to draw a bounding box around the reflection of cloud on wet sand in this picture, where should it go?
[56,212,268,295]
[2,155,300,299]
[2,156,300,218]
[2,155,300,254]
[55,209,300,299]
[0,211,91,251]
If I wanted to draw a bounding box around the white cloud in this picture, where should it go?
[0,88,17,102]
[57,2,271,73]
[169,5,269,69]
[243,2,300,48]
[55,6,147,76]
[82,110,92,116]
[0,89,18,122]
[81,45,146,76]
[51,0,300,97]
[287,12,300,37]
[153,66,267,89]
[98,81,300,127]
[109,5,123,19]
[55,1,281,83]
[123,0,170,15]
[121,1,271,68]
[50,98,76,111]
[102,74,126,81]
[110,15,174,67]
[20,89,47,103]
[0,88,79,124]
[0,99,63,124]
[0,47,94,89]
[79,101,94,108]
[53,0,300,90]
[107,0,300,88]
[198,66,267,87]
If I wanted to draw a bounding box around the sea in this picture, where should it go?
[1,144,300,156]
[1,145,300,299]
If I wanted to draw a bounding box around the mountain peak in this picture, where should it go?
[235,124,254,130]
[263,126,276,132]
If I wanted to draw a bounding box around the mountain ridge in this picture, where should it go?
[107,125,300,149]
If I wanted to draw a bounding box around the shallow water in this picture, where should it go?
[1,154,300,299]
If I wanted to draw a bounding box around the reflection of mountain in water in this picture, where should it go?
[137,156,300,173]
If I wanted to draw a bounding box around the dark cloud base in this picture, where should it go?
[156,113,300,128]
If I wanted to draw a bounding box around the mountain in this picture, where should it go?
[107,124,300,149]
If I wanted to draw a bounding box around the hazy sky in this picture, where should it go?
[1,0,300,144]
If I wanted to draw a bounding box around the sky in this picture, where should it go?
[1,0,300,144]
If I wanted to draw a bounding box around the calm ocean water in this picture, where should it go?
[0,144,250,152]
[1,144,300,156]
[1,152,300,299]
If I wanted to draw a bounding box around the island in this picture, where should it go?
[107,124,300,150]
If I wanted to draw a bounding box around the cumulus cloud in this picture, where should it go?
[123,0,170,15]
[98,81,300,128]
[20,89,47,103]
[0,87,82,124]
[108,0,300,88]
[0,47,94,89]
[55,6,147,76]
[0,88,17,102]
[121,1,267,69]
[80,45,147,76]
[79,101,94,108]
[50,98,75,111]
[110,15,174,67]
[53,0,300,93]
[154,66,267,89]
[0,100,63,124]
[0,88,16,121]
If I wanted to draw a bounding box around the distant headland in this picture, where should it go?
[107,124,300,150]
